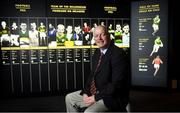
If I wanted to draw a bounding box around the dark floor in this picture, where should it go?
[0,90,180,112]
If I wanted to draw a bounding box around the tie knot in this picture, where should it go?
[100,51,104,56]
[101,52,103,55]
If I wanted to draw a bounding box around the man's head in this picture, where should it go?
[122,24,130,34]
[66,26,73,34]
[74,26,82,34]
[93,25,111,49]
[1,21,6,28]
[57,24,65,33]
[20,23,27,31]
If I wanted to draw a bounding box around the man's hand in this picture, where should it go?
[83,94,96,106]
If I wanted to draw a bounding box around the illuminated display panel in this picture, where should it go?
[0,0,131,94]
[46,0,89,17]
[131,0,168,87]
[0,17,130,49]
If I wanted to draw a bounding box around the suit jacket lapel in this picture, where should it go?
[95,55,105,73]
[92,49,100,74]
[95,46,112,74]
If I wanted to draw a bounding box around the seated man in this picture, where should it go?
[65,25,130,112]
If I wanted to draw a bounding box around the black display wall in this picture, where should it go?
[0,0,177,95]
[0,17,130,96]
[0,0,46,17]
[0,0,131,96]
[0,0,131,18]
[168,0,179,90]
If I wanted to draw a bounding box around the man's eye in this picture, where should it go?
[94,35,98,38]
[101,33,106,36]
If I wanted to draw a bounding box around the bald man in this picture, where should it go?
[65,26,130,112]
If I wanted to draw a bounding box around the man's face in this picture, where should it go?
[93,26,110,49]
[74,26,81,34]
[1,21,6,28]
[116,24,121,31]
[66,26,72,34]
[123,25,129,34]
[20,23,27,31]
[57,24,65,33]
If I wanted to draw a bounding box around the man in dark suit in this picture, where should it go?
[65,25,130,112]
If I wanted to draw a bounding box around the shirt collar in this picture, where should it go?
[100,48,108,55]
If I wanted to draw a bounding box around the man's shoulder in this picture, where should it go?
[111,44,124,52]
[110,45,129,58]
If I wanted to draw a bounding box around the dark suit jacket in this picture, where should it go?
[81,41,130,111]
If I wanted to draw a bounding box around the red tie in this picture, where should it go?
[90,52,103,95]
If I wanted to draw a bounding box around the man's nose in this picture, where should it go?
[97,34,101,39]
